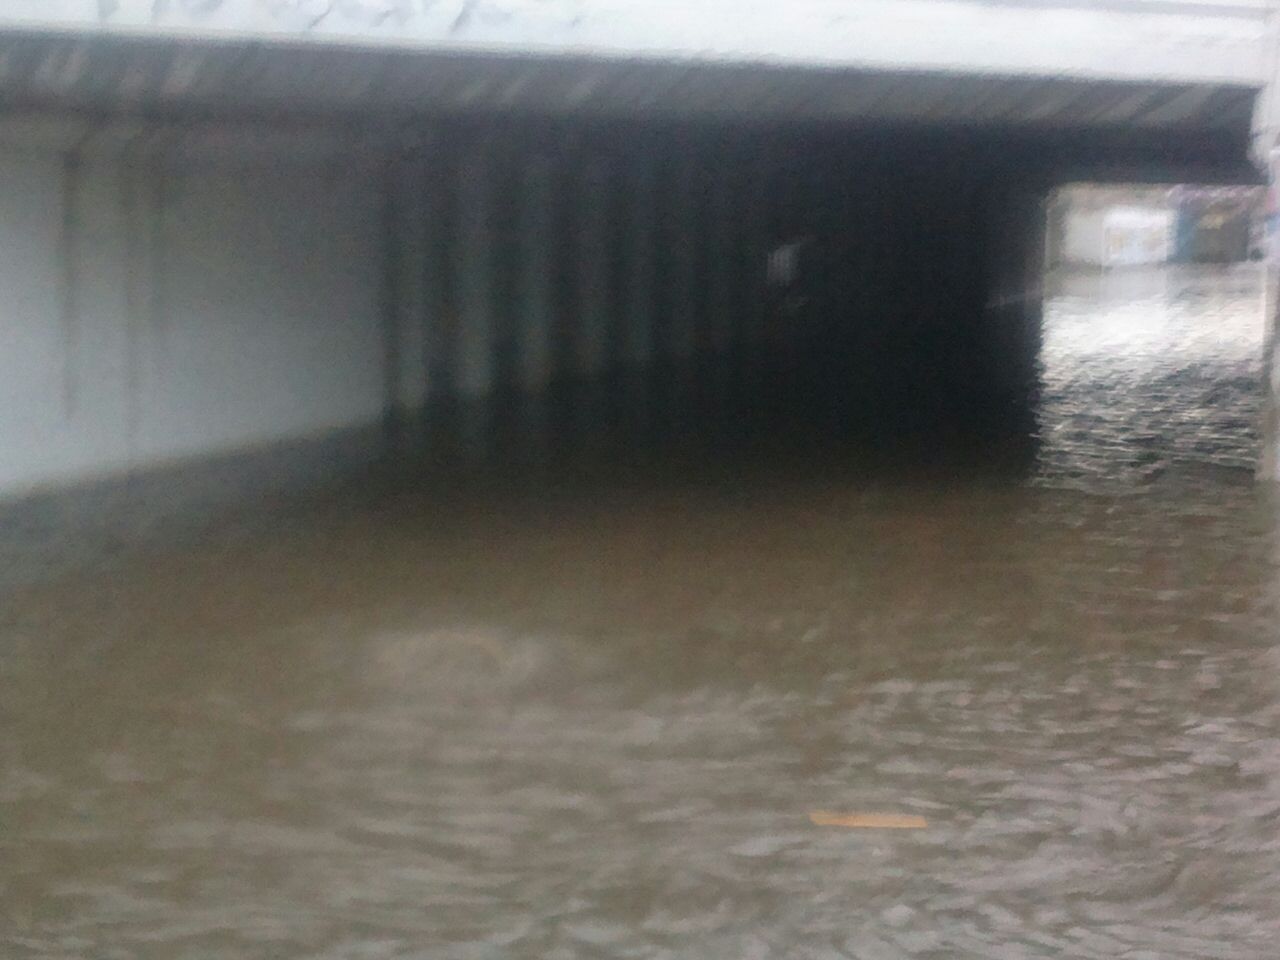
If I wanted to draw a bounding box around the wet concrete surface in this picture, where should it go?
[3,265,1280,958]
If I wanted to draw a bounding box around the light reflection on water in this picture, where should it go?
[3,265,1280,958]
[1037,265,1266,486]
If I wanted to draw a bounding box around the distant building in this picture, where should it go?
[1065,204,1174,267]
[1168,185,1263,263]
[1046,183,1264,268]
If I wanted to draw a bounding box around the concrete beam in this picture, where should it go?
[0,0,1266,87]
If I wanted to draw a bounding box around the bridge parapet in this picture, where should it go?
[0,0,1268,87]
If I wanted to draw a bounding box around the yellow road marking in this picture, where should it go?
[809,811,928,829]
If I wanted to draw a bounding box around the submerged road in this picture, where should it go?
[2,265,1278,958]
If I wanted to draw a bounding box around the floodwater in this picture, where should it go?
[4,265,1280,958]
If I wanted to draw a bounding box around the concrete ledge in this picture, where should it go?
[0,422,389,592]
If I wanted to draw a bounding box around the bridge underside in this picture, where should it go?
[0,31,1263,497]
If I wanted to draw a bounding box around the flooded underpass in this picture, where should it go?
[4,264,1280,958]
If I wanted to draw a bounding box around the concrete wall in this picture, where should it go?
[0,114,1052,501]
[0,116,773,500]
[0,126,400,499]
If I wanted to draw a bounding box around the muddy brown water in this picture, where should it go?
[3,265,1280,958]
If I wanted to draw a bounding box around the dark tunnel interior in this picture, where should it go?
[386,113,1256,481]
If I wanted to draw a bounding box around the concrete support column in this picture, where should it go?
[1260,150,1280,480]
[576,153,611,381]
[421,132,456,404]
[455,130,496,398]
[706,143,738,418]
[486,139,521,400]
[707,147,737,359]
[820,162,866,431]
[56,148,83,418]
[982,181,1047,435]
[687,145,712,364]
[546,136,578,397]
[121,135,168,464]
[622,145,658,373]
[391,152,429,423]
[1262,271,1280,479]
[378,153,406,439]
[69,151,133,471]
[919,173,987,431]
[517,152,557,394]
[424,127,498,460]
[669,150,699,367]
[740,150,773,386]
[798,158,833,414]
[614,141,659,439]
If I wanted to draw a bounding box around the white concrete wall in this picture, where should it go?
[0,117,699,502]
[0,129,410,500]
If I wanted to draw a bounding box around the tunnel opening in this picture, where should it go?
[0,28,1266,584]
[1038,181,1269,487]
[396,117,1058,485]
[0,107,1073,589]
[0,23,1262,510]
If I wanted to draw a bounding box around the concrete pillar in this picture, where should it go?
[982,180,1047,435]
[486,141,520,399]
[740,149,772,385]
[517,152,557,393]
[378,154,406,438]
[797,156,832,409]
[57,148,83,418]
[377,145,430,444]
[669,149,699,366]
[704,142,738,422]
[1260,151,1280,480]
[622,145,658,372]
[547,136,577,394]
[576,152,612,381]
[508,151,557,463]
[421,133,456,403]
[612,141,658,440]
[63,150,133,470]
[707,148,737,360]
[1263,274,1280,479]
[918,171,986,430]
[121,139,162,462]
[395,152,429,417]
[454,131,496,397]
